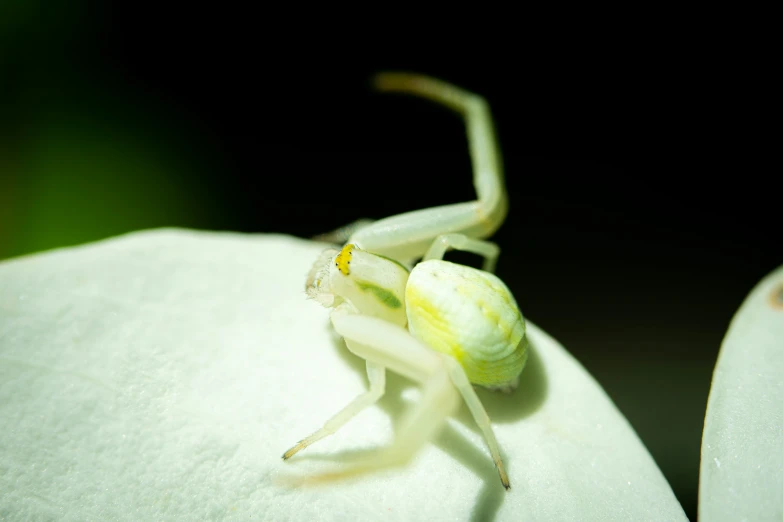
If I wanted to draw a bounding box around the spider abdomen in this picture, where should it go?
[405,260,528,389]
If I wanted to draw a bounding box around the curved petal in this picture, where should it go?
[700,265,783,521]
[0,230,685,521]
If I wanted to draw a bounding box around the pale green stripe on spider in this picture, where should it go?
[406,259,528,389]
[354,280,403,309]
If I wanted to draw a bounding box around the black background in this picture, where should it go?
[2,4,779,520]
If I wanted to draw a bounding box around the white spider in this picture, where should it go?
[282,73,527,490]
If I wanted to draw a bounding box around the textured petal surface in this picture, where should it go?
[699,265,783,521]
[0,229,685,521]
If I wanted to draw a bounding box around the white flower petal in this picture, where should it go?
[700,265,783,521]
[0,229,685,521]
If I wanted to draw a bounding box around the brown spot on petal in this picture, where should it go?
[769,284,783,309]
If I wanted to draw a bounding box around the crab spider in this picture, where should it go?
[282,73,527,490]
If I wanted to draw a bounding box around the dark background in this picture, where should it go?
[1,4,778,520]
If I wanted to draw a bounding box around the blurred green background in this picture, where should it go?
[1,4,778,520]
[1,1,216,259]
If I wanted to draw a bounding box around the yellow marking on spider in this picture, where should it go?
[405,285,466,365]
[335,244,356,275]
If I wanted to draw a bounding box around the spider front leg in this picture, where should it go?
[311,219,375,245]
[346,73,508,265]
[282,357,386,460]
[286,313,462,487]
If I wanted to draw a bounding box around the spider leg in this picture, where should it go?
[283,358,386,460]
[423,233,501,273]
[291,313,461,486]
[441,355,511,489]
[312,219,375,245]
[348,73,507,264]
[301,369,459,487]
